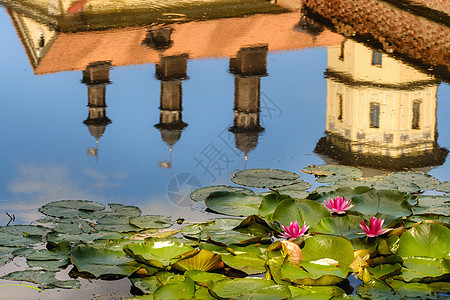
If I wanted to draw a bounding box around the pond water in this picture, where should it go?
[0,0,449,299]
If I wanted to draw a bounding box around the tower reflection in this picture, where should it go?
[315,39,448,171]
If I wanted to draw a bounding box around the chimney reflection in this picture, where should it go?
[154,54,189,169]
[315,40,448,170]
[229,45,267,162]
[82,61,112,158]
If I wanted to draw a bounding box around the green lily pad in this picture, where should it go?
[94,215,141,232]
[289,285,346,299]
[366,263,402,279]
[357,279,399,299]
[272,181,312,199]
[0,231,42,247]
[1,270,80,289]
[27,259,68,271]
[123,240,195,268]
[280,261,347,285]
[302,235,354,267]
[231,169,299,189]
[208,278,289,299]
[2,225,51,237]
[129,215,173,229]
[70,246,141,277]
[384,172,440,191]
[130,276,161,294]
[205,191,262,217]
[436,181,450,193]
[412,195,450,216]
[334,177,399,191]
[258,193,292,219]
[386,279,436,298]
[53,218,95,234]
[302,165,363,183]
[172,249,223,272]
[400,257,449,282]
[350,190,412,217]
[27,242,70,261]
[39,200,105,218]
[155,271,186,284]
[47,231,122,246]
[272,198,331,228]
[310,186,372,203]
[310,215,365,239]
[397,223,450,259]
[106,203,142,217]
[185,270,227,286]
[190,185,255,202]
[153,277,195,300]
[0,247,16,265]
[221,252,266,275]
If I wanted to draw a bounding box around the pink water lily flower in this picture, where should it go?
[360,217,388,237]
[324,196,354,214]
[281,221,310,240]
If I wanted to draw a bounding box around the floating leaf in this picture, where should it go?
[190,185,255,202]
[153,277,195,300]
[173,249,223,272]
[185,270,227,286]
[107,203,142,217]
[350,190,412,217]
[302,235,354,267]
[289,285,346,299]
[272,198,331,228]
[221,252,266,274]
[366,263,402,279]
[130,276,161,294]
[400,257,449,282]
[95,215,141,232]
[311,215,364,239]
[231,169,299,188]
[208,278,290,299]
[70,246,141,277]
[356,279,397,299]
[123,240,195,268]
[1,270,80,289]
[0,231,42,247]
[280,261,346,285]
[39,200,105,218]
[386,279,436,299]
[436,181,450,193]
[27,259,68,271]
[258,193,292,219]
[53,218,95,234]
[129,215,173,229]
[397,223,450,259]
[384,172,440,191]
[302,165,363,183]
[47,231,122,246]
[412,195,450,216]
[205,191,262,216]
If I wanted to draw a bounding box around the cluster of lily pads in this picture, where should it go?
[0,165,448,299]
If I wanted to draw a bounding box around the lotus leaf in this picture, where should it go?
[258,193,292,219]
[280,261,346,285]
[366,263,402,279]
[221,252,266,274]
[0,231,42,247]
[384,172,440,191]
[412,195,450,216]
[27,259,68,271]
[107,203,142,217]
[94,215,141,232]
[385,279,436,298]
[311,215,364,239]
[231,169,299,188]
[27,241,70,261]
[153,277,195,300]
[129,215,173,229]
[123,240,195,268]
[185,270,227,286]
[288,284,346,299]
[208,278,289,299]
[436,181,450,193]
[302,235,354,267]
[172,249,223,272]
[356,279,400,299]
[2,225,51,237]
[47,231,122,246]
[190,185,255,202]
[397,223,450,259]
[70,246,141,277]
[130,276,161,294]
[205,191,262,216]
[39,200,105,218]
[1,270,80,289]
[350,190,412,217]
[302,165,363,183]
[155,271,185,284]
[309,186,371,203]
[400,257,449,282]
[53,218,95,234]
[272,198,331,228]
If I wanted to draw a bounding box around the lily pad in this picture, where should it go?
[94,215,141,232]
[385,279,436,299]
[436,181,450,193]
[70,246,141,277]
[28,259,68,271]
[123,240,195,268]
[231,169,299,189]
[400,257,449,282]
[366,263,402,279]
[302,235,354,267]
[185,270,227,286]
[350,190,412,217]
[357,279,399,299]
[272,198,331,228]
[208,278,290,299]
[412,195,450,216]
[384,172,440,191]
[53,218,95,234]
[129,215,173,229]
[302,165,363,183]
[172,249,223,272]
[153,277,195,300]
[397,223,450,259]
[106,203,142,217]
[0,230,43,247]
[280,261,348,285]
[47,231,122,246]
[310,215,365,239]
[130,276,161,294]
[221,252,266,275]
[258,193,292,219]
[1,270,80,289]
[39,200,105,218]
[190,185,255,202]
[205,191,262,217]
[289,285,346,299]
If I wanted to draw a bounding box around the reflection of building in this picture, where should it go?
[82,61,112,143]
[229,46,267,160]
[154,54,189,169]
[302,0,450,82]
[315,40,448,170]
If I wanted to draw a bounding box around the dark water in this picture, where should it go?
[0,1,449,298]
